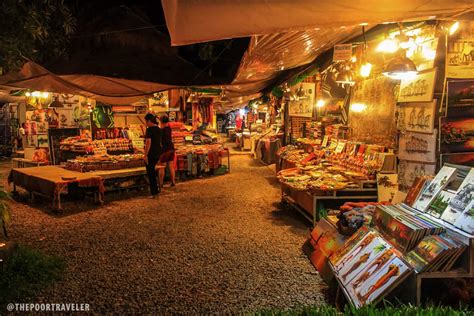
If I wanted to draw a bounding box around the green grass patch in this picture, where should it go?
[0,246,65,307]
[254,304,473,316]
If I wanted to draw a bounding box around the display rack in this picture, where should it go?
[281,179,378,226]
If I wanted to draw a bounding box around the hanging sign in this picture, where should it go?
[333,44,352,62]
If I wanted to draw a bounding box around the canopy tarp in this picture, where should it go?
[162,0,473,46]
[0,62,175,105]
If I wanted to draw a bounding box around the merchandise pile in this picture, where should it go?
[60,137,133,154]
[329,202,389,236]
[64,154,144,172]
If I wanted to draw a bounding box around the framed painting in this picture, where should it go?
[441,152,474,167]
[447,80,474,109]
[441,109,474,153]
[398,100,436,134]
[446,21,474,79]
[148,91,169,113]
[398,69,436,103]
[398,130,437,163]
[288,82,315,117]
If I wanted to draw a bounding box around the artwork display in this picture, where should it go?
[37,134,49,148]
[349,256,411,307]
[412,166,457,212]
[331,228,413,308]
[398,160,436,193]
[148,91,169,113]
[398,130,437,163]
[348,76,397,147]
[397,69,436,103]
[426,190,455,218]
[377,174,398,203]
[441,107,474,153]
[441,152,474,167]
[288,83,315,117]
[56,109,74,127]
[404,176,430,207]
[447,80,474,108]
[397,100,436,134]
[441,169,474,234]
[446,21,474,79]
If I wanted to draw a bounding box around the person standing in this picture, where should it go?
[144,113,162,198]
[158,116,176,187]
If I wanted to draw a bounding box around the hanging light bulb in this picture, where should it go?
[376,38,398,53]
[25,91,31,97]
[449,21,459,36]
[316,99,326,108]
[350,103,367,112]
[360,62,372,77]
[382,49,417,80]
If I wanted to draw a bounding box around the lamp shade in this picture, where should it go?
[382,52,417,80]
[49,96,64,108]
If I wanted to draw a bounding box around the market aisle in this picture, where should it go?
[7,155,327,314]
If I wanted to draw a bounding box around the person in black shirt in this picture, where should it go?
[144,113,162,198]
[158,115,176,187]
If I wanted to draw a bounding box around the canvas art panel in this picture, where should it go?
[345,248,397,294]
[397,69,436,103]
[350,256,411,307]
[397,100,436,134]
[398,130,437,163]
[441,106,474,153]
[426,190,456,218]
[441,152,474,167]
[441,169,474,233]
[333,231,378,274]
[448,80,474,108]
[377,174,398,203]
[348,76,398,148]
[398,160,436,193]
[337,237,390,285]
[148,91,169,113]
[56,109,74,127]
[446,21,474,79]
[412,166,457,212]
[37,134,49,148]
[288,82,315,117]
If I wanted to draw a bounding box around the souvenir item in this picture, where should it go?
[412,166,457,212]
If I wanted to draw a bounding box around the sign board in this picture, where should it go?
[333,44,352,61]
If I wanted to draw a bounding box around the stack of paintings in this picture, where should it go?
[373,205,445,252]
[329,227,412,307]
[404,234,467,273]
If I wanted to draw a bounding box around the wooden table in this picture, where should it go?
[9,166,104,210]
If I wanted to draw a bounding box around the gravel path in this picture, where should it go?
[6,155,327,314]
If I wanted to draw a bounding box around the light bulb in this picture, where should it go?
[25,92,31,97]
[384,71,418,81]
[449,21,459,36]
[376,38,398,53]
[32,91,41,97]
[360,63,372,77]
[316,99,326,108]
[350,103,367,112]
[422,48,436,60]
[239,109,245,116]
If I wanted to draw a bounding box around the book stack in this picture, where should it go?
[329,227,412,308]
[404,234,467,273]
